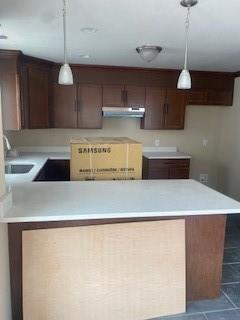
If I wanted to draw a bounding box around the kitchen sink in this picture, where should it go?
[5,164,34,174]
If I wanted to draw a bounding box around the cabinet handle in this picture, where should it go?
[75,99,78,112]
[165,103,169,114]
[125,90,128,105]
[121,90,125,104]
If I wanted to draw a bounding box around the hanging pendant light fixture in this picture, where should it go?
[58,0,73,85]
[177,0,198,90]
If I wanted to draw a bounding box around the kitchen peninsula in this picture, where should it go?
[3,161,240,320]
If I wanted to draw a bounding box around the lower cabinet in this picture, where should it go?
[143,157,190,179]
[34,160,70,181]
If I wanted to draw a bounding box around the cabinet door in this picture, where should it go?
[125,86,145,107]
[141,87,165,130]
[147,159,169,179]
[77,85,103,129]
[52,84,77,128]
[103,85,125,107]
[187,89,208,105]
[207,89,233,106]
[27,66,49,128]
[1,74,21,130]
[164,89,186,129]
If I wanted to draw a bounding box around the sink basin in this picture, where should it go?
[5,164,34,174]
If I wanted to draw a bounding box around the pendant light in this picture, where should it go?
[58,0,73,85]
[177,0,198,90]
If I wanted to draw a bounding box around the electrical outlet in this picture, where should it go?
[199,174,208,184]
[202,139,208,147]
[155,139,160,147]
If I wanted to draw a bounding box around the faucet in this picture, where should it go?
[3,135,11,151]
[3,135,18,158]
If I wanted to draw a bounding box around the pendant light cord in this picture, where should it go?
[184,6,191,70]
[62,0,67,64]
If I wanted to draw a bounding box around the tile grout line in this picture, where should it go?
[202,307,238,314]
[203,313,208,320]
[221,289,239,309]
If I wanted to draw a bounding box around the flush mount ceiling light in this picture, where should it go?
[58,0,73,85]
[79,54,90,59]
[177,0,198,90]
[136,45,162,63]
[0,24,8,40]
[80,27,98,33]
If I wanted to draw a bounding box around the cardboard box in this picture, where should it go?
[70,137,142,181]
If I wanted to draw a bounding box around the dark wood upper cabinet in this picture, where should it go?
[164,89,186,129]
[0,50,52,130]
[26,65,49,129]
[207,89,233,106]
[141,87,165,130]
[77,85,103,129]
[103,85,125,107]
[141,88,186,130]
[1,73,21,130]
[0,50,235,131]
[125,86,146,107]
[187,88,233,106]
[52,84,77,128]
[187,89,208,105]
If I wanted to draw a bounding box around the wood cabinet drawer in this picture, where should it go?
[149,159,190,169]
[143,157,190,180]
[169,167,190,179]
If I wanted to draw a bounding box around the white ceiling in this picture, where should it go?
[0,0,240,72]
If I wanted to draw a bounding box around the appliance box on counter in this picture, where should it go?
[70,137,142,181]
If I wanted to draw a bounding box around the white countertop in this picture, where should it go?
[3,151,240,223]
[2,179,240,223]
[143,152,192,160]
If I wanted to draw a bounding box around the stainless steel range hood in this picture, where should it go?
[102,107,145,118]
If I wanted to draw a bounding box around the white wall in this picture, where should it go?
[8,105,223,189]
[217,77,240,200]
[0,99,12,320]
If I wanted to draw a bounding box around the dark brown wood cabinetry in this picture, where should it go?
[52,84,77,128]
[143,157,190,179]
[0,50,235,131]
[164,89,186,129]
[125,86,146,107]
[102,85,145,108]
[52,84,102,129]
[0,50,52,130]
[34,159,70,181]
[141,88,186,130]
[187,88,233,106]
[24,64,50,128]
[103,85,125,107]
[141,87,165,129]
[78,85,103,129]
[1,73,21,130]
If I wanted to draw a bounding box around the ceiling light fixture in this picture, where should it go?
[177,0,198,90]
[136,45,162,63]
[79,54,90,59]
[80,27,98,33]
[0,24,8,40]
[58,0,73,85]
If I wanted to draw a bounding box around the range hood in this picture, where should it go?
[102,107,145,118]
